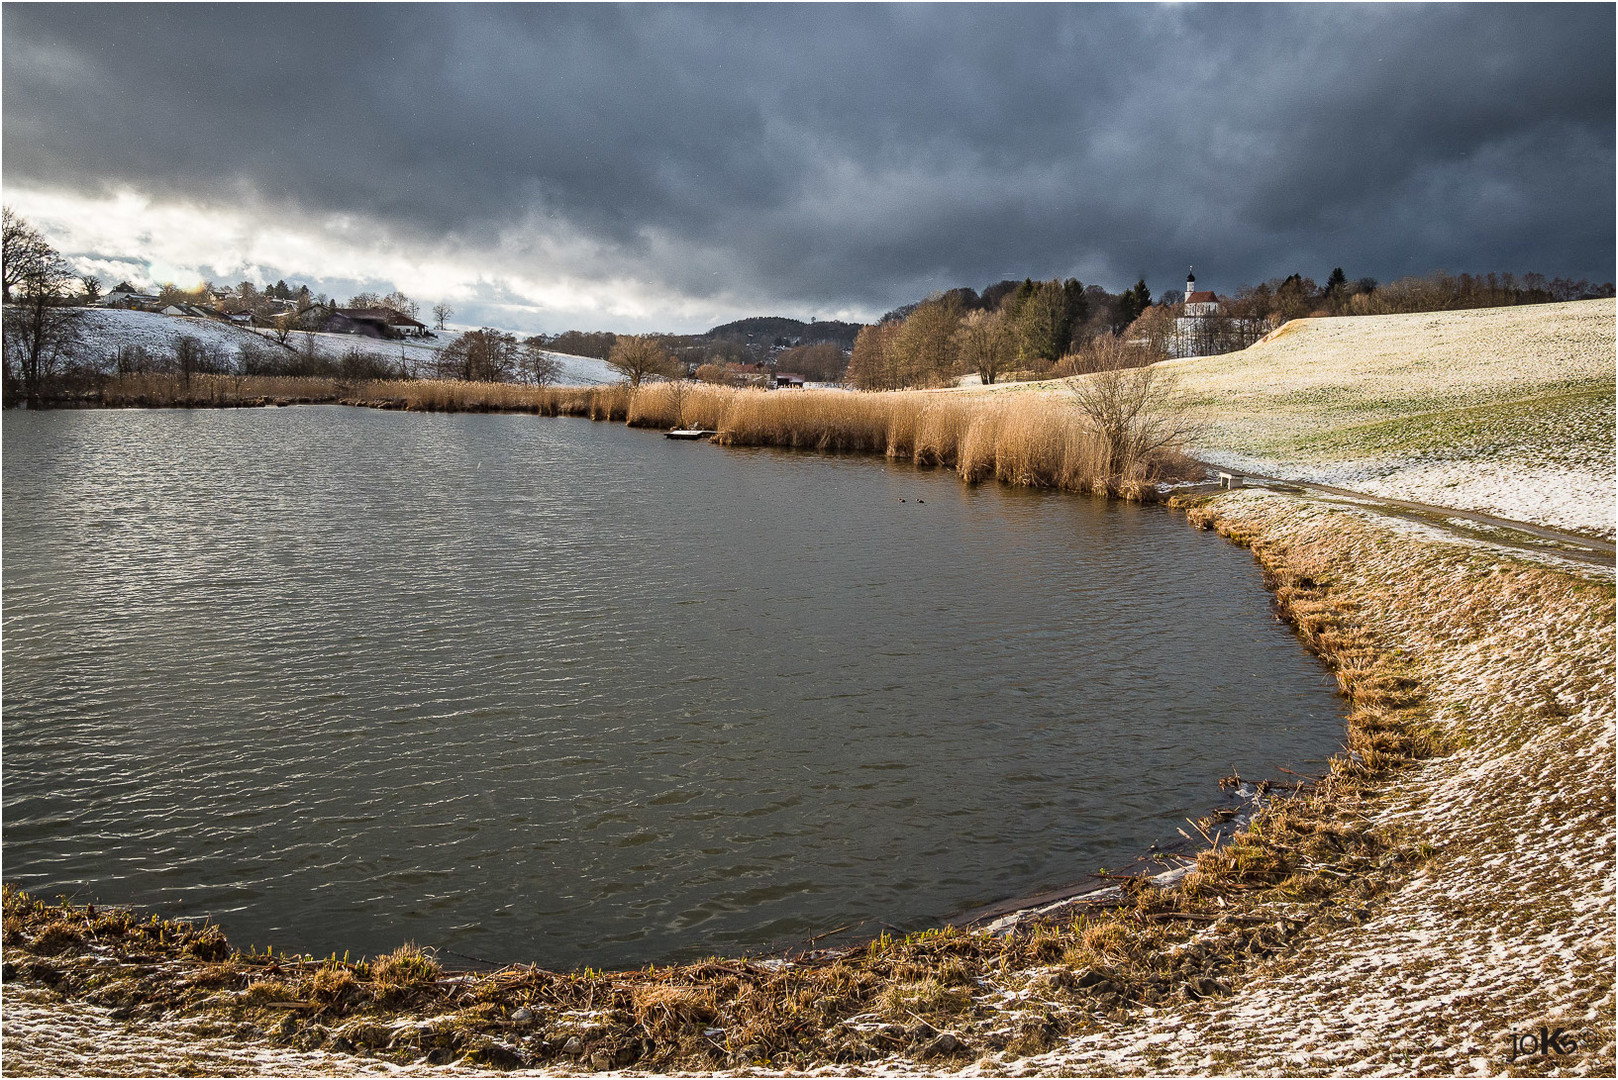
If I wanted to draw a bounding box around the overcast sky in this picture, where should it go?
[4,3,1613,333]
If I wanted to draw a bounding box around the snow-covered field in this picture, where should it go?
[1166,300,1616,538]
[69,309,623,386]
[978,299,1617,539]
[71,307,276,358]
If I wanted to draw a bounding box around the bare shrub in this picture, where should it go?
[1068,336,1198,478]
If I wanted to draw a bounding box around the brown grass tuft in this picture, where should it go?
[367,943,440,1002]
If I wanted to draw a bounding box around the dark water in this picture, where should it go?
[2,406,1343,969]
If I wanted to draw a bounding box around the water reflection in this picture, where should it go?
[2,407,1343,968]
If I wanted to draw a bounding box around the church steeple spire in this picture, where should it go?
[1186,266,1196,301]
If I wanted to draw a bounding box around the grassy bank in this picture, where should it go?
[11,487,1590,1075]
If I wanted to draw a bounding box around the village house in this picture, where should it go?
[328,306,431,339]
[301,303,431,339]
[96,281,161,309]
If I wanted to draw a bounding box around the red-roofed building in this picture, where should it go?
[1182,268,1221,317]
[1172,267,1264,358]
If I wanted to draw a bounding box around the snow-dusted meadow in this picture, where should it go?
[69,309,623,386]
[976,299,1615,539]
[1165,300,1616,538]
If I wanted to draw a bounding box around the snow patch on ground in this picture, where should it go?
[73,308,280,358]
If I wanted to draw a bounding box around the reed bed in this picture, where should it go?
[95,373,348,407]
[81,376,1194,498]
[622,381,749,431]
[720,388,1188,497]
[87,374,637,420]
[343,379,630,420]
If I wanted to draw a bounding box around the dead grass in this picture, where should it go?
[623,380,747,430]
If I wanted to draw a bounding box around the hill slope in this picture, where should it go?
[981,299,1615,538]
[66,310,623,386]
[1166,300,1615,538]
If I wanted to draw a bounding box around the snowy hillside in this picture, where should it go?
[69,310,623,386]
[338,325,621,386]
[72,308,278,358]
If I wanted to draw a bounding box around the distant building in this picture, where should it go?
[1181,268,1221,317]
[320,306,431,339]
[1171,266,1262,357]
[98,287,161,309]
[773,372,805,388]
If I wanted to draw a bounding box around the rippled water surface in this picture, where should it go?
[3,407,1344,968]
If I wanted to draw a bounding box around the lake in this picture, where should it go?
[1,406,1344,969]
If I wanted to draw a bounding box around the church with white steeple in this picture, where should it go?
[1171,266,1235,358]
[1182,266,1221,317]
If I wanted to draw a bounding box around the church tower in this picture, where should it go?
[1186,266,1196,303]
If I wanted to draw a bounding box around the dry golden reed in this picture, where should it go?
[623,381,746,431]
[97,373,348,407]
[88,375,1193,496]
[719,389,1186,496]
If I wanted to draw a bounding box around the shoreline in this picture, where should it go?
[10,483,1605,1074]
[5,376,1613,1073]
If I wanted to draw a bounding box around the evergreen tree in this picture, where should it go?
[1115,279,1152,330]
[1062,278,1089,329]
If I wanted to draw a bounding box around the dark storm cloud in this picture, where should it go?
[4,2,1612,324]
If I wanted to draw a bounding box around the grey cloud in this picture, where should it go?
[4,2,1612,329]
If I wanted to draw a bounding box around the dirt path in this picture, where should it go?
[1194,464,1616,568]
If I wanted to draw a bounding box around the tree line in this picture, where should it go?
[844,277,1155,389]
[1135,267,1617,359]
[9,203,1613,403]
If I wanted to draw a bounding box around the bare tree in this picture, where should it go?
[519,337,563,385]
[606,334,675,387]
[295,330,327,376]
[171,335,226,394]
[1068,334,1198,478]
[3,226,84,405]
[775,342,847,383]
[438,327,520,381]
[1120,304,1176,360]
[432,302,453,330]
[890,292,962,386]
[381,290,419,321]
[953,308,1012,385]
[845,321,902,389]
[270,310,298,347]
[2,206,53,304]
